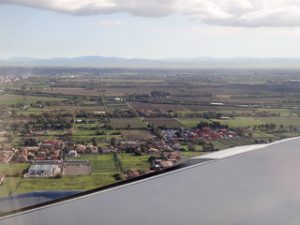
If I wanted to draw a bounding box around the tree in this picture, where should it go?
[91,138,97,146]
[110,137,117,147]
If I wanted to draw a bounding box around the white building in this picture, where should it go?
[25,164,61,178]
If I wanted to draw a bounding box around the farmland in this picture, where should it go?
[1,68,300,199]
[0,94,65,105]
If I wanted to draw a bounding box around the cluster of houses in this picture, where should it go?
[0,148,15,163]
[124,151,183,179]
[162,127,237,142]
[15,140,63,162]
[150,151,183,171]
[8,137,184,180]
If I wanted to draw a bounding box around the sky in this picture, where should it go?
[1,0,300,59]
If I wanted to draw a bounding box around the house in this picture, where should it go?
[160,161,174,169]
[87,145,99,154]
[75,144,87,153]
[114,97,123,102]
[68,150,78,158]
[14,150,28,163]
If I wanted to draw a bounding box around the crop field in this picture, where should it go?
[257,117,300,126]
[43,87,151,97]
[110,117,147,129]
[14,174,116,194]
[71,134,123,143]
[106,104,130,112]
[213,117,300,129]
[212,117,264,128]
[129,102,189,113]
[145,118,182,128]
[129,102,158,112]
[121,130,155,140]
[0,95,65,105]
[119,154,150,171]
[211,138,255,150]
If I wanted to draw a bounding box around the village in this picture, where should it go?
[0,124,238,184]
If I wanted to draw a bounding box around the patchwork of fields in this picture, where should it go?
[2,70,300,199]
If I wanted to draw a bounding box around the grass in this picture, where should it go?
[257,117,300,126]
[212,117,264,128]
[18,108,43,116]
[74,154,117,174]
[110,117,147,129]
[121,130,154,140]
[15,174,116,194]
[119,153,150,171]
[145,118,182,128]
[181,151,205,158]
[255,108,295,117]
[73,129,97,136]
[0,177,22,197]
[251,131,276,138]
[211,138,256,150]
[0,163,30,177]
[0,95,65,105]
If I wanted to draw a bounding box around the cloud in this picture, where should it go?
[2,0,300,27]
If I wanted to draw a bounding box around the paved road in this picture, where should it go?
[2,137,300,225]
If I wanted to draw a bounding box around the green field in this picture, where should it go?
[74,154,117,174]
[211,138,257,150]
[15,174,116,194]
[257,117,300,126]
[212,117,264,128]
[0,163,29,177]
[121,130,154,140]
[181,151,206,158]
[0,95,65,105]
[110,117,147,129]
[0,177,22,196]
[119,153,150,171]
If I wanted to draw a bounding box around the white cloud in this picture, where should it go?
[2,0,300,27]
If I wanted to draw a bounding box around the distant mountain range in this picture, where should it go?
[1,56,300,68]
